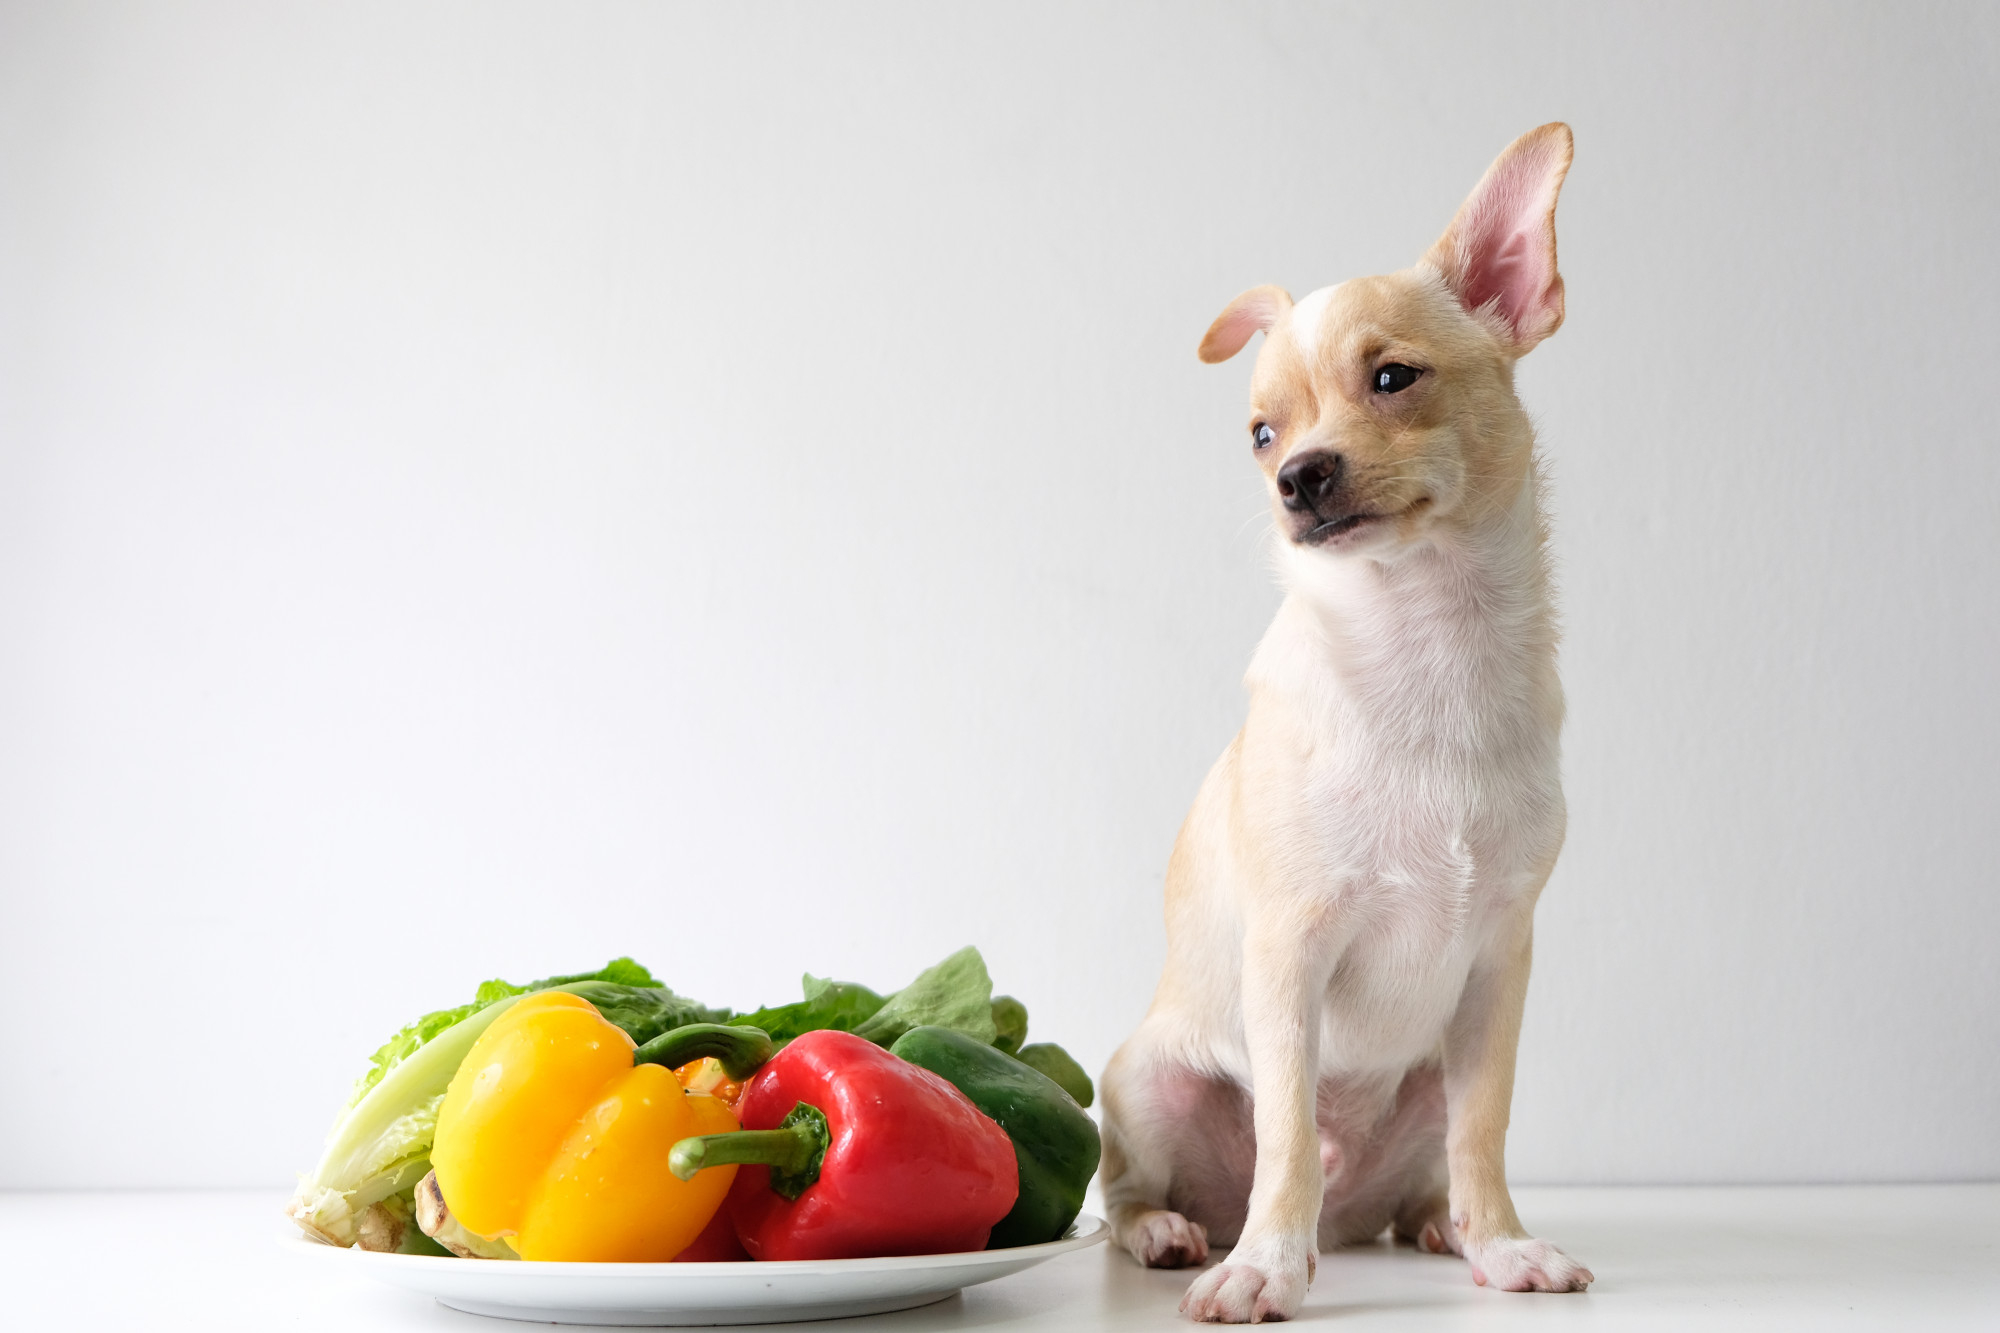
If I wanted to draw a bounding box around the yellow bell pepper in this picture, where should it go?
[674,1057,746,1107]
[431,991,772,1261]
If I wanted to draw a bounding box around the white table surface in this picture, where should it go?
[2,1185,1993,1330]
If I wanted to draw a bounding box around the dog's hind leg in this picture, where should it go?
[1389,1144,1460,1256]
[1394,1192,1462,1256]
[1377,1067,1460,1256]
[1101,1023,1258,1269]
[1101,1032,1210,1268]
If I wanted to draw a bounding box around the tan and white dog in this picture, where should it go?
[1099,124,1591,1323]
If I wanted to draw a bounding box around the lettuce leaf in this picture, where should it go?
[293,959,719,1247]
[349,957,673,1105]
[562,979,730,1044]
[730,947,1001,1050]
[1016,1041,1094,1108]
[291,995,524,1246]
[852,946,997,1046]
[990,995,1029,1054]
[731,974,887,1043]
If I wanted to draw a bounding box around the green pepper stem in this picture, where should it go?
[669,1101,830,1201]
[632,1023,773,1079]
[669,1125,813,1178]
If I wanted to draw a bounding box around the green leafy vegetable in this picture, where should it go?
[731,947,1003,1050]
[990,995,1029,1054]
[488,956,664,1000]
[290,992,524,1246]
[290,958,718,1248]
[1015,1042,1094,1108]
[351,957,670,1105]
[852,946,998,1047]
[564,980,731,1046]
[349,1001,483,1107]
[732,974,888,1044]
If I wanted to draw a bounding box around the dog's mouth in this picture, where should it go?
[1297,498,1431,546]
[1302,512,1378,543]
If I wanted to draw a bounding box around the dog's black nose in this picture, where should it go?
[1276,451,1343,514]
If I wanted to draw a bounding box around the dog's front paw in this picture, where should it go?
[1178,1237,1310,1323]
[1464,1235,1593,1292]
[1123,1209,1209,1268]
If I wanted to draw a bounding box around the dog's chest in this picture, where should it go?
[1305,748,1547,1071]
[1308,733,1558,901]
[1305,739,1556,1069]
[1283,588,1563,1070]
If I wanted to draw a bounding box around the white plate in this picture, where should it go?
[290,1214,1107,1326]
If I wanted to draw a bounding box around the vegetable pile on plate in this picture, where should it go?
[286,947,1099,1262]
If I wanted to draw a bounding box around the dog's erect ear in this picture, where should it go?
[1425,123,1573,353]
[1198,285,1293,364]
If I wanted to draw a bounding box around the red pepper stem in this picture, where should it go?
[632,1023,773,1080]
[669,1101,830,1200]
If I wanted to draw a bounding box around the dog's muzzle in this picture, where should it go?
[1276,450,1375,544]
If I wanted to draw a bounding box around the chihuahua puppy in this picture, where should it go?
[1099,124,1590,1323]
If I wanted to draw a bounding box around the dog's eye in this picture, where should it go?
[1374,364,1423,394]
[1252,423,1275,450]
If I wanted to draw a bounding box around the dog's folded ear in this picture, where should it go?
[1424,122,1573,354]
[1198,285,1293,364]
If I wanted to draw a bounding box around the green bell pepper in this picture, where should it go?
[889,1025,1101,1249]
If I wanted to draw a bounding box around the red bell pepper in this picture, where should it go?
[670,1204,751,1262]
[668,1028,1017,1260]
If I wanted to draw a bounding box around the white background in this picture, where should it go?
[3,3,1995,1191]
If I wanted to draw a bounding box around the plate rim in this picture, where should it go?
[289,1210,1107,1278]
